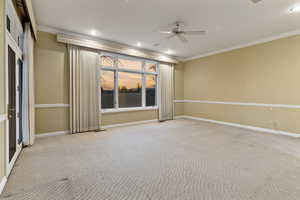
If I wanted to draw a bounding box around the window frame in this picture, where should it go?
[100,53,159,113]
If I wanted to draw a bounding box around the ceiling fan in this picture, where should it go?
[251,0,263,3]
[155,1,262,46]
[157,22,206,44]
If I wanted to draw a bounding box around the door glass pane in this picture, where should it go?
[118,58,142,71]
[8,46,16,162]
[118,72,142,108]
[101,70,115,109]
[145,62,156,73]
[146,75,156,107]
[100,55,114,67]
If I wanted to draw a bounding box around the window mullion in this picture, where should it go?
[142,61,146,107]
[115,56,119,109]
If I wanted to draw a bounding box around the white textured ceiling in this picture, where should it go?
[32,0,300,59]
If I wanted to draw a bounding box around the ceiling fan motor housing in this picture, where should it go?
[251,0,262,3]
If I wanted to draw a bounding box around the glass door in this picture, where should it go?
[7,45,17,162]
[6,42,22,176]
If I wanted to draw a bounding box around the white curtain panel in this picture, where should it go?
[23,23,35,146]
[69,45,101,133]
[159,64,174,121]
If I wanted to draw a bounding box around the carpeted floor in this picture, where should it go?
[2,119,300,200]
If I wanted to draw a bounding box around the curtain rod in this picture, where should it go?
[57,33,179,64]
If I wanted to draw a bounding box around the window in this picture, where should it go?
[118,58,142,71]
[145,62,156,73]
[119,72,142,108]
[100,55,114,67]
[101,70,115,109]
[146,74,156,107]
[100,54,158,111]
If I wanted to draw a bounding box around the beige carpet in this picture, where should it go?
[2,119,300,200]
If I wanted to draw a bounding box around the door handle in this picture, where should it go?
[7,107,16,119]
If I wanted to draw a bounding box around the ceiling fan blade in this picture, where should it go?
[159,31,172,34]
[184,30,206,35]
[165,34,176,40]
[251,0,262,3]
[176,34,188,43]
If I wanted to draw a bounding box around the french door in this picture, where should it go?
[6,35,23,176]
[7,45,17,162]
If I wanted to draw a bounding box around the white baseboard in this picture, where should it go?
[35,117,299,138]
[102,119,158,129]
[36,130,70,138]
[176,115,300,138]
[174,115,186,119]
[0,176,7,195]
[36,120,159,137]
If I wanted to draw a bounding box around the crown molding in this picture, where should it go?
[37,25,179,64]
[183,29,300,62]
[37,25,61,34]
[38,26,300,63]
[23,0,38,39]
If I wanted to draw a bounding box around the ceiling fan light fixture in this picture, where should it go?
[289,6,300,13]
[90,30,97,36]
[165,49,173,55]
[251,0,262,4]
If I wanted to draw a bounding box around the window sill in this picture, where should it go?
[102,107,158,114]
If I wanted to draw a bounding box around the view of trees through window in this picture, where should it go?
[118,72,142,108]
[100,54,157,110]
[101,70,114,109]
[146,75,156,106]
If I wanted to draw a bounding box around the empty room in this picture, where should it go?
[1,0,300,199]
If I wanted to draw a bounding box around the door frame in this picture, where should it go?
[5,30,23,177]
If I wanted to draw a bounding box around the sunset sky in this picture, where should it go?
[101,56,156,90]
[101,72,156,90]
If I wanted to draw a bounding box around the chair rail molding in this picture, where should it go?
[0,114,7,122]
[35,104,70,108]
[173,100,300,109]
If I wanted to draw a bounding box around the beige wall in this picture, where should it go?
[34,31,182,134]
[35,108,69,134]
[34,31,69,134]
[183,35,300,133]
[33,31,300,134]
[0,121,5,180]
[35,32,69,104]
[0,0,6,180]
[174,63,184,116]
[102,110,158,126]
